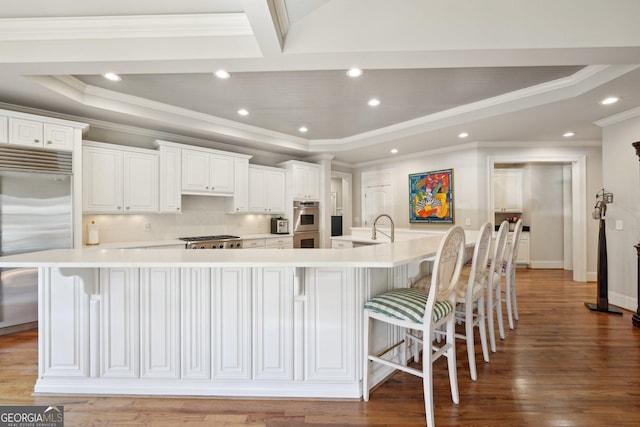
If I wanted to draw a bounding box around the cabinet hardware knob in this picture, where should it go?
[34,139,40,143]
[46,140,52,145]
[117,206,122,210]
[177,207,180,211]
[126,206,130,210]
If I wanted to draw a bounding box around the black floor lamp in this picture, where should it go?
[584,188,623,314]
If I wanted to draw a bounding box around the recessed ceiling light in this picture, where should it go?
[299,126,308,133]
[601,96,619,105]
[458,132,469,138]
[563,131,575,137]
[368,98,380,107]
[214,69,231,79]
[237,108,249,116]
[390,148,398,154]
[346,68,363,78]
[102,72,121,81]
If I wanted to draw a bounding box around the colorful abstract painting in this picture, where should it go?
[409,169,454,223]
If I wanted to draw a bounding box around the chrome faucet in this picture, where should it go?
[371,213,395,242]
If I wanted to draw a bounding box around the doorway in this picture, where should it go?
[487,155,587,282]
[330,171,353,236]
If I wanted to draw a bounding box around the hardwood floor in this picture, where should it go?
[1,269,639,426]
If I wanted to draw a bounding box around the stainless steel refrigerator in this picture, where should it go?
[0,147,73,335]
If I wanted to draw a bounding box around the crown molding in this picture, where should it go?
[594,106,640,128]
[0,13,252,41]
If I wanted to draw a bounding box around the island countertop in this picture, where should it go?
[0,235,449,269]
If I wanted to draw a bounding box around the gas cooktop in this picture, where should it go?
[178,235,240,242]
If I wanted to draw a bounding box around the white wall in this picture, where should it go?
[601,115,640,311]
[352,142,602,276]
[83,196,271,244]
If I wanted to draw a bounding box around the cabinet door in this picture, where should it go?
[100,268,139,378]
[305,165,320,200]
[159,145,182,213]
[248,167,268,212]
[267,169,286,213]
[44,123,73,151]
[517,234,530,264]
[181,149,210,192]
[83,146,123,213]
[211,268,251,379]
[8,117,43,148]
[209,154,234,194]
[181,268,212,379]
[40,268,89,378]
[291,163,308,200]
[230,157,249,213]
[123,151,159,213]
[140,268,179,378]
[304,268,357,381]
[494,169,523,212]
[253,267,294,380]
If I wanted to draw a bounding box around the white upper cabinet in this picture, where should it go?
[279,160,320,201]
[158,144,182,213]
[247,165,286,214]
[83,141,159,213]
[493,168,523,212]
[8,118,74,151]
[181,148,234,195]
[228,157,249,213]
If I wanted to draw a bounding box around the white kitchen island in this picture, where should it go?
[0,233,476,399]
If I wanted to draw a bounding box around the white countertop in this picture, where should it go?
[1,235,454,268]
[0,230,479,269]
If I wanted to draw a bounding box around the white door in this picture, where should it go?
[363,184,392,227]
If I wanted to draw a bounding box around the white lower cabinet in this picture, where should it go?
[40,268,89,378]
[100,268,140,378]
[211,267,252,379]
[304,268,357,381]
[253,267,294,380]
[140,268,179,378]
[180,268,211,379]
[265,236,293,249]
[331,239,353,249]
[37,265,364,397]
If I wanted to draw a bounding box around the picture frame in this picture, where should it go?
[409,168,454,223]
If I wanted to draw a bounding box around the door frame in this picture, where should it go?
[487,155,587,282]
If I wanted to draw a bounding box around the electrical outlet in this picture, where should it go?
[615,220,623,231]
[465,218,471,226]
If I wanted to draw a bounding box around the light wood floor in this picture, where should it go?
[1,269,639,426]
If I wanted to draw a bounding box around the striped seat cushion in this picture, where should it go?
[364,288,453,323]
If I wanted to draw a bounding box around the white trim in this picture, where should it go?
[609,292,635,312]
[594,105,640,128]
[487,154,587,283]
[0,14,253,41]
[529,261,565,269]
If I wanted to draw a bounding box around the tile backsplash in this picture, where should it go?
[82,196,271,244]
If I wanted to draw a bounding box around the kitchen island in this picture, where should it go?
[0,232,476,399]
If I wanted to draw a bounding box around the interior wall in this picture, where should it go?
[82,196,271,244]
[352,143,602,277]
[528,164,565,267]
[601,114,640,310]
[353,147,482,231]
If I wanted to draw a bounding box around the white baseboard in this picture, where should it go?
[586,271,597,282]
[528,260,564,269]
[609,292,636,312]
